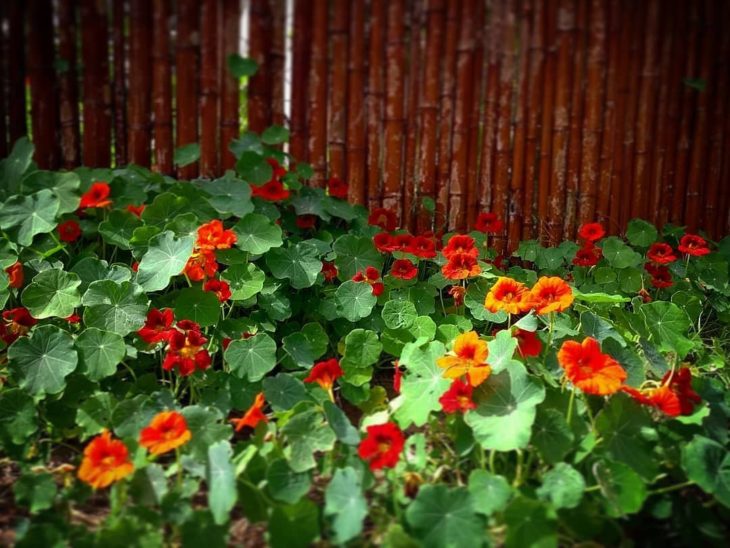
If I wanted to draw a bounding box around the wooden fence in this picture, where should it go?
[1,0,729,250]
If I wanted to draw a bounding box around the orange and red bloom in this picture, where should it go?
[162,320,211,376]
[442,235,479,260]
[622,368,701,417]
[79,182,112,210]
[677,234,710,256]
[530,276,574,315]
[646,242,677,264]
[390,259,418,280]
[230,392,268,432]
[125,204,146,218]
[203,279,232,302]
[442,253,481,280]
[577,222,605,242]
[484,277,532,315]
[304,358,344,399]
[437,331,491,387]
[139,411,191,456]
[353,266,384,296]
[196,220,237,250]
[1,307,37,345]
[58,219,82,242]
[77,430,134,489]
[439,379,476,414]
[557,337,627,396]
[5,262,23,289]
[251,180,290,201]
[474,212,504,234]
[449,285,466,307]
[137,308,175,345]
[327,176,348,199]
[358,422,405,471]
[184,249,219,282]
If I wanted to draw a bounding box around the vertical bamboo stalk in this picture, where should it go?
[81,0,111,167]
[248,0,272,133]
[7,1,26,144]
[27,0,60,169]
[152,0,173,174]
[563,0,587,240]
[366,0,387,210]
[719,93,730,237]
[176,0,199,179]
[448,0,476,231]
[308,0,328,187]
[220,0,241,170]
[270,0,286,126]
[291,0,312,162]
[0,2,7,157]
[56,0,81,169]
[328,1,350,180]
[111,0,127,166]
[416,0,446,231]
[128,0,152,167]
[522,0,546,239]
[346,0,367,204]
[478,0,500,219]
[466,0,486,229]
[577,0,606,226]
[199,0,220,177]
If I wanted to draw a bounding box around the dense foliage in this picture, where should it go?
[1,133,729,547]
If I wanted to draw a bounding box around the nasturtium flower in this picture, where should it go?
[267,157,287,178]
[646,242,677,264]
[649,267,673,288]
[139,411,191,456]
[449,285,466,307]
[393,361,403,394]
[358,422,405,471]
[304,358,344,399]
[514,328,542,358]
[0,307,37,345]
[368,207,398,232]
[677,234,710,256]
[251,180,290,201]
[390,259,418,280]
[572,243,602,266]
[557,337,627,396]
[437,331,491,387]
[408,235,437,259]
[442,253,481,280]
[622,369,701,417]
[474,212,504,234]
[373,232,396,253]
[230,392,268,432]
[203,279,231,302]
[79,181,112,209]
[321,260,338,282]
[392,233,413,253]
[125,204,145,217]
[5,261,23,289]
[352,266,384,296]
[58,219,82,242]
[137,308,175,345]
[484,277,532,314]
[439,379,476,414]
[442,234,478,260]
[577,222,605,242]
[327,176,348,199]
[530,276,574,315]
[162,321,211,376]
[184,249,219,282]
[65,313,81,324]
[196,219,237,250]
[77,431,133,489]
[295,214,317,230]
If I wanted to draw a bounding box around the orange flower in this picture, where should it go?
[77,431,134,489]
[530,276,574,315]
[139,411,192,456]
[484,277,532,314]
[79,182,112,209]
[304,358,344,399]
[449,285,466,307]
[125,204,146,218]
[184,249,219,281]
[442,253,481,280]
[230,392,268,432]
[557,337,627,395]
[442,235,478,260]
[437,331,491,386]
[196,220,237,250]
[5,261,23,289]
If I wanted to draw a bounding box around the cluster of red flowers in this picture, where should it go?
[0,307,37,346]
[441,235,481,280]
[373,232,437,259]
[572,222,605,267]
[621,368,702,417]
[250,159,290,201]
[183,219,237,282]
[643,234,709,290]
[484,276,574,316]
[352,266,384,296]
[304,358,344,400]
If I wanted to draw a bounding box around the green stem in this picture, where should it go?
[581,393,596,433]
[513,450,524,487]
[48,231,71,257]
[489,450,496,474]
[566,388,576,426]
[175,448,183,490]
[649,481,693,496]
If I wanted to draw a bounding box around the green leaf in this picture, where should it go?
[174,287,221,327]
[70,258,132,293]
[639,301,693,356]
[99,210,144,250]
[0,189,60,246]
[282,324,329,368]
[465,279,508,323]
[182,406,232,460]
[236,151,273,184]
[137,231,195,291]
[0,389,38,444]
[21,268,81,319]
[324,467,367,544]
[467,470,512,516]
[536,463,585,510]
[592,459,648,517]
[266,242,322,289]
[683,77,706,91]
[224,333,277,381]
[13,473,57,514]
[486,330,518,374]
[342,329,382,367]
[1,137,34,194]
[464,365,545,451]
[221,263,265,301]
[267,459,311,504]
[141,192,190,226]
[8,325,78,396]
[625,219,658,247]
[261,125,290,145]
[580,311,625,347]
[234,213,283,255]
[682,436,730,508]
[227,53,258,78]
[207,440,237,525]
[600,237,643,269]
[263,373,309,411]
[81,280,149,335]
[572,289,630,304]
[503,497,557,548]
[531,408,575,464]
[268,500,320,548]
[75,328,126,381]
[174,143,201,167]
[323,401,360,445]
[333,234,384,279]
[281,407,336,473]
[335,281,377,322]
[201,174,254,217]
[75,392,117,438]
[405,485,484,548]
[381,300,418,330]
[394,341,450,427]
[22,170,81,214]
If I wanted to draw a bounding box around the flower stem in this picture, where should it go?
[649,480,693,496]
[566,388,576,426]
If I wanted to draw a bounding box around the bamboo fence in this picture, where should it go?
[0,0,728,246]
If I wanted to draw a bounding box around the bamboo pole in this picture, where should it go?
[152,0,173,174]
[416,0,445,232]
[111,0,126,167]
[6,1,26,145]
[270,0,286,127]
[0,2,6,157]
[81,0,111,167]
[448,0,476,231]
[128,0,152,167]
[366,0,386,210]
[466,0,486,229]
[199,0,220,177]
[220,0,241,170]
[478,0,498,218]
[308,0,328,187]
[175,0,199,179]
[719,91,730,237]
[577,0,606,226]
[291,0,312,162]
[56,0,81,169]
[346,0,367,204]
[328,1,349,181]
[248,0,272,133]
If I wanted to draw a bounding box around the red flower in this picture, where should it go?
[321,261,338,282]
[352,266,384,296]
[514,329,542,358]
[139,411,191,456]
[230,392,268,432]
[577,222,605,242]
[557,337,627,395]
[5,262,23,289]
[163,322,211,376]
[390,259,418,280]
[439,379,477,414]
[79,182,112,209]
[358,422,405,471]
[267,158,287,178]
[474,212,504,234]
[408,236,437,259]
[125,204,145,218]
[662,367,701,415]
[184,249,219,281]
[449,285,466,307]
[58,219,82,242]
[296,215,317,230]
[646,243,677,264]
[677,234,710,257]
[572,243,602,267]
[373,232,396,253]
[442,253,481,280]
[197,220,237,251]
[304,358,343,399]
[371,282,385,296]
[131,261,140,272]
[393,361,403,393]
[392,234,413,253]
[649,266,673,289]
[251,180,290,201]
[203,279,231,302]
[368,208,398,232]
[622,368,701,417]
[442,235,479,260]
[65,313,81,324]
[327,176,348,199]
[77,431,133,489]
[138,308,175,344]
[0,307,37,345]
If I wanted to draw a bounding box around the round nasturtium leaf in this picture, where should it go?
[0,189,60,246]
[221,263,265,301]
[236,151,273,184]
[21,268,82,319]
[682,435,730,508]
[467,470,512,516]
[8,325,78,396]
[0,389,38,445]
[281,407,336,473]
[174,287,221,327]
[324,467,367,544]
[75,328,126,381]
[234,213,283,255]
[136,231,195,292]
[202,174,254,217]
[332,234,383,280]
[266,458,311,505]
[98,209,143,250]
[265,242,322,289]
[592,459,648,517]
[81,280,149,336]
[536,463,586,510]
[625,218,658,247]
[224,333,277,381]
[381,300,417,330]
[335,281,377,322]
